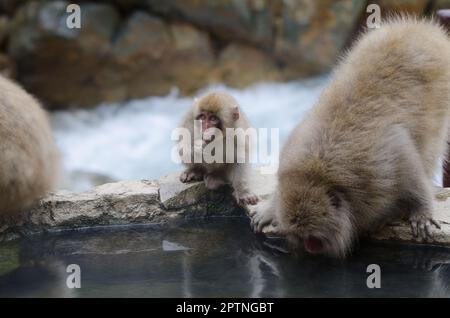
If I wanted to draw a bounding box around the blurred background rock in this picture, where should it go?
[0,0,446,109]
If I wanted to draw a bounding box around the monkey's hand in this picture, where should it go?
[249,201,278,234]
[180,169,204,183]
[409,212,441,242]
[235,190,259,206]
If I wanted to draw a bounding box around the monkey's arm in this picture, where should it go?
[231,163,259,205]
[400,153,441,241]
[386,126,441,241]
[249,192,280,233]
[178,140,205,183]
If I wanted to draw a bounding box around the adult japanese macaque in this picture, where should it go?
[178,92,258,205]
[250,17,449,257]
[0,74,60,222]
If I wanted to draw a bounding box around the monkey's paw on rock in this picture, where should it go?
[1,171,450,249]
[179,169,203,183]
[237,191,259,206]
[248,201,280,234]
[409,212,441,242]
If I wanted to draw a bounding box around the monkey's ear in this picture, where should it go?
[232,106,240,121]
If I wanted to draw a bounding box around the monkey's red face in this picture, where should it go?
[279,178,355,258]
[196,112,221,132]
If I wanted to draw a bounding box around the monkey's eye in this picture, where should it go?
[196,114,206,120]
[209,115,219,123]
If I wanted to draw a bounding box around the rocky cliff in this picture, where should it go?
[0,0,448,108]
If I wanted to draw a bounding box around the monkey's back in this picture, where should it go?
[0,75,60,214]
[282,18,450,180]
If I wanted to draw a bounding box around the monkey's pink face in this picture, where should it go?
[195,111,222,141]
[280,183,354,258]
[196,112,221,132]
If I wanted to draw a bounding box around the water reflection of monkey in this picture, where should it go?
[1,223,449,297]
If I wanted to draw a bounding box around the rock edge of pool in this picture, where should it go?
[1,170,450,247]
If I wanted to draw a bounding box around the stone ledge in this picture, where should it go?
[1,171,449,247]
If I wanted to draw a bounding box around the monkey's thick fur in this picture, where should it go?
[0,75,60,218]
[251,18,450,257]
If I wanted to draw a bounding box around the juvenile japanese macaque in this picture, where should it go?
[178,92,258,205]
[0,75,60,221]
[250,17,450,257]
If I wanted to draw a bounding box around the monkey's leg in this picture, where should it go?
[231,164,259,205]
[180,166,204,183]
[249,194,280,233]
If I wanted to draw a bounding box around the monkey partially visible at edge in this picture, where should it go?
[0,74,60,222]
[251,17,450,258]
